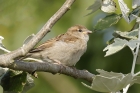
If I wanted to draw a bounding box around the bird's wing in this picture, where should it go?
[29,35,60,53]
[29,33,78,53]
[30,33,78,53]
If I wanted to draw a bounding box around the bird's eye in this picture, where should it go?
[78,29,82,32]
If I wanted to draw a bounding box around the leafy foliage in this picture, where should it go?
[0,36,10,53]
[129,7,140,22]
[1,70,27,92]
[104,38,128,56]
[85,0,140,93]
[118,0,130,22]
[82,69,134,92]
[113,29,138,40]
[93,14,121,31]
[1,70,34,93]
[86,0,101,15]
[104,28,140,57]
[86,0,116,16]
[103,34,139,57]
[23,34,35,47]
[132,0,140,8]
[101,0,116,13]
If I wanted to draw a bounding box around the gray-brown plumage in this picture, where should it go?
[27,25,92,66]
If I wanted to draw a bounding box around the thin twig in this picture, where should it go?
[123,84,130,93]
[124,17,140,93]
[134,71,140,76]
[131,23,140,75]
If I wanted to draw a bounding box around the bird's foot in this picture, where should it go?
[53,59,62,65]
[53,60,64,73]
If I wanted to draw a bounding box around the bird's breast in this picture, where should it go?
[42,40,87,66]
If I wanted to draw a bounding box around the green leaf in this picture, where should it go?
[136,51,140,64]
[86,0,101,16]
[113,29,138,40]
[131,76,140,85]
[127,40,140,50]
[118,0,130,22]
[96,69,125,79]
[101,0,116,13]
[1,70,34,93]
[129,7,140,22]
[94,14,121,31]
[86,0,116,16]
[23,34,35,47]
[0,36,4,46]
[104,38,140,56]
[82,69,133,92]
[22,74,34,93]
[0,36,10,53]
[0,86,3,93]
[103,38,127,56]
[2,71,27,93]
[132,0,140,8]
[0,36,6,54]
[0,67,9,82]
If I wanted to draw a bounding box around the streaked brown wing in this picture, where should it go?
[29,34,64,53]
[29,41,54,53]
[29,33,78,53]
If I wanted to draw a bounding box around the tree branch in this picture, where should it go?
[9,60,94,83]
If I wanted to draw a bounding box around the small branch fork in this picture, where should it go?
[0,0,94,83]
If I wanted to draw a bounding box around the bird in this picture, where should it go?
[25,25,92,66]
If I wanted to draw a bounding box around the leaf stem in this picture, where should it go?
[131,45,139,75]
[123,84,130,93]
[124,19,140,93]
[131,23,140,75]
[134,71,140,76]
[0,47,10,53]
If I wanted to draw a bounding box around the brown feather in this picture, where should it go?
[29,33,79,53]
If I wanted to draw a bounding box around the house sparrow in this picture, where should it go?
[26,25,92,66]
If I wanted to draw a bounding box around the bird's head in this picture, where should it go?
[67,25,92,41]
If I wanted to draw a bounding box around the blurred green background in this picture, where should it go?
[0,0,139,93]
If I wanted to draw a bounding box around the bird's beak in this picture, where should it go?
[86,30,92,34]
[83,30,92,35]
